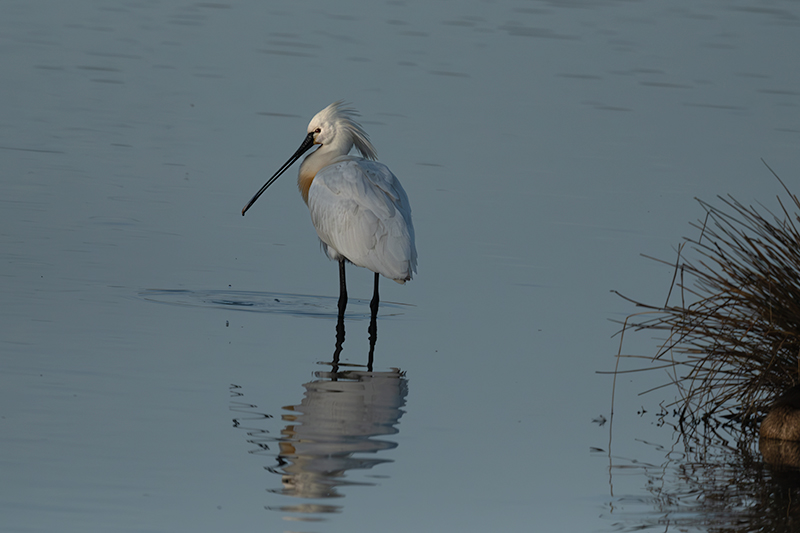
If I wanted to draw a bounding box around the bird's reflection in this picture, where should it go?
[231,307,408,523]
[331,295,379,373]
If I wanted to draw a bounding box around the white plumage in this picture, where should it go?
[242,101,417,315]
[309,157,416,282]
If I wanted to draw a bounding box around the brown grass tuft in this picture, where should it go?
[615,162,800,436]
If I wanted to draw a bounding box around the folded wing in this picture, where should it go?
[308,158,417,282]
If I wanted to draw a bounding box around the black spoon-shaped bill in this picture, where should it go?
[241,131,316,216]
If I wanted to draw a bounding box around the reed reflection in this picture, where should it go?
[603,428,800,532]
[232,309,408,523]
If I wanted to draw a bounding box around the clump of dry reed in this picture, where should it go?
[616,163,800,436]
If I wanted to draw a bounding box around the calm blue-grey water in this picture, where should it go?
[2,1,799,531]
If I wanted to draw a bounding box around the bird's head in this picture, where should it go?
[307,101,377,160]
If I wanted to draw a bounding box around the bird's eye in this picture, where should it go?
[314,128,321,133]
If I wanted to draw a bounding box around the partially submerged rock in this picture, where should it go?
[761,386,800,441]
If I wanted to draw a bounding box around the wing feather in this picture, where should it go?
[308,158,417,282]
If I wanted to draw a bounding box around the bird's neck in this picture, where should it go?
[297,142,352,204]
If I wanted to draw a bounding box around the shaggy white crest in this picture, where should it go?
[308,101,378,161]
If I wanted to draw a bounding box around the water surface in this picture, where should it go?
[2,0,799,531]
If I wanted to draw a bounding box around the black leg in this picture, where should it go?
[337,259,348,318]
[331,260,348,376]
[367,273,379,371]
[369,272,380,317]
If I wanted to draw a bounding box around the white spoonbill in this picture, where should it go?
[241,101,417,317]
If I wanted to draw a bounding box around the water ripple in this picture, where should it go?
[139,288,411,318]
